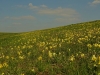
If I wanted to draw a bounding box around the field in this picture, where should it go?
[0,20,100,75]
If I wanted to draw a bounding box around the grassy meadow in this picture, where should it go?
[0,20,100,75]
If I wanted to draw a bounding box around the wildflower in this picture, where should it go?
[22,45,26,49]
[31,68,35,72]
[17,51,22,55]
[98,56,100,64]
[6,56,9,59]
[20,73,24,75]
[93,43,99,47]
[93,64,97,67]
[49,46,52,49]
[11,48,13,50]
[76,53,78,56]
[38,56,42,61]
[48,51,52,58]
[62,39,64,42]
[42,50,44,53]
[52,52,56,57]
[45,47,48,50]
[28,52,31,56]
[59,52,61,55]
[0,64,3,68]
[91,55,97,62]
[87,44,92,48]
[18,46,20,49]
[19,55,24,59]
[59,44,61,47]
[98,73,100,75]
[70,55,75,61]
[3,62,8,67]
[81,53,85,58]
[78,39,82,43]
[1,73,4,75]
[11,57,15,60]
[68,49,70,51]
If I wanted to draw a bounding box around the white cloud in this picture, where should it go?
[90,0,100,5]
[4,15,36,20]
[16,5,27,8]
[40,5,47,8]
[12,23,21,25]
[28,3,80,23]
[29,3,38,9]
[38,7,79,17]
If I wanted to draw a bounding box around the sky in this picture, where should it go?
[0,0,100,32]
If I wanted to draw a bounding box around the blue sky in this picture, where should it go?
[0,0,100,32]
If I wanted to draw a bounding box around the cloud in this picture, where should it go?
[4,15,36,20]
[16,5,27,8]
[90,0,100,6]
[38,7,79,17]
[12,23,21,25]
[29,3,38,9]
[40,5,47,8]
[28,3,80,22]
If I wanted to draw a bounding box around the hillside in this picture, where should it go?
[0,20,100,75]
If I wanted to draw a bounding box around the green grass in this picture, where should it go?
[0,20,100,75]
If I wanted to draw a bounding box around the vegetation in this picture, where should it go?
[0,20,100,75]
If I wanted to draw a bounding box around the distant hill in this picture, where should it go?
[0,20,100,75]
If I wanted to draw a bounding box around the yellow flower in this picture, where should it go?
[11,57,15,60]
[45,47,48,50]
[0,64,3,68]
[6,56,9,59]
[59,44,61,47]
[38,56,42,61]
[20,73,24,75]
[93,43,99,47]
[17,51,22,55]
[49,46,52,49]
[28,52,31,56]
[91,55,97,62]
[98,73,100,75]
[3,62,8,67]
[42,50,44,53]
[52,52,56,57]
[70,55,75,61]
[59,52,61,55]
[48,51,52,58]
[81,53,85,58]
[31,68,35,72]
[19,55,24,59]
[1,73,4,75]
[87,44,92,48]
[98,56,100,64]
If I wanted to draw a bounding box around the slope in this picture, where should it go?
[0,20,100,75]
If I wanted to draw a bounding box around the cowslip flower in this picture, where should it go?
[1,73,4,75]
[48,51,52,58]
[81,53,85,58]
[38,56,42,61]
[91,55,97,62]
[3,62,8,67]
[70,55,75,61]
[98,56,100,64]
[6,56,9,59]
[0,64,3,68]
[20,73,24,75]
[87,44,92,48]
[19,55,24,59]
[52,52,56,57]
